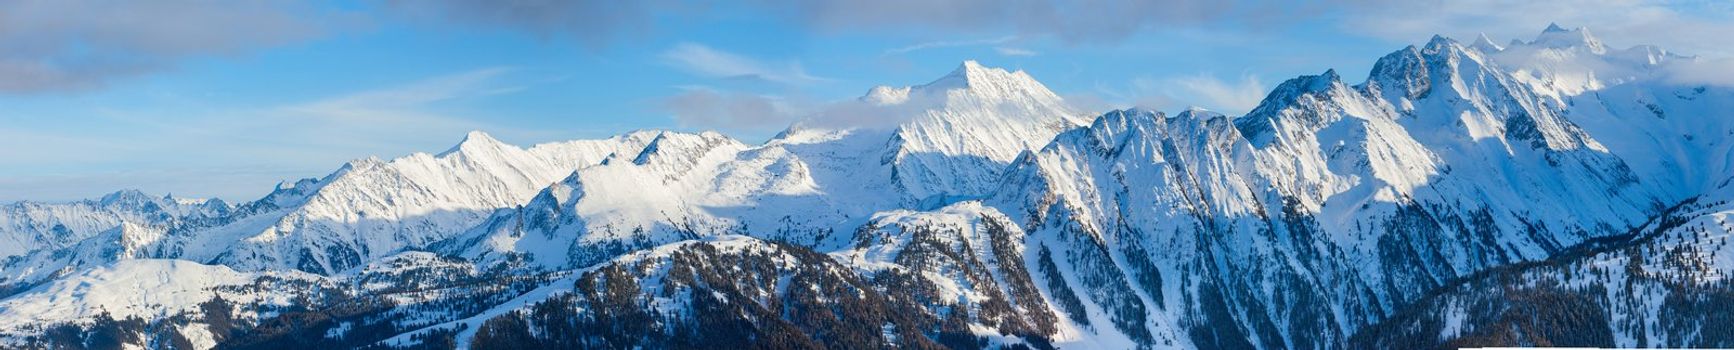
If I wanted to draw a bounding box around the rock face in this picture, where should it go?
[6,25,1734,350]
[1353,177,1734,349]
[0,190,230,259]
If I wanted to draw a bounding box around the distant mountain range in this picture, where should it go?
[3,25,1733,349]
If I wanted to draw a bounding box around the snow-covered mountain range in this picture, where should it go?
[4,25,1734,349]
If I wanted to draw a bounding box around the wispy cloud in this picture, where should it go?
[1104,72,1266,115]
[1337,0,1734,56]
[0,67,548,201]
[660,86,807,133]
[1164,73,1266,114]
[661,43,828,85]
[884,36,1018,55]
[1664,58,1734,87]
[287,67,519,123]
[994,47,1038,57]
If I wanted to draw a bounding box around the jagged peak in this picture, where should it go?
[1528,23,1606,53]
[200,197,229,210]
[626,130,740,166]
[438,130,514,157]
[913,60,1058,101]
[1281,69,1342,96]
[98,189,152,205]
[457,130,498,144]
[1368,44,1438,99]
[1235,69,1346,140]
[1471,33,1504,52]
[613,129,666,141]
[1421,35,1477,57]
[1543,22,1569,33]
[105,221,157,244]
[1174,106,1224,120]
[861,85,912,105]
[1318,69,1342,85]
[272,178,320,192]
[1611,44,1690,65]
[1425,35,1454,48]
[949,60,992,79]
[340,156,387,172]
[1095,108,1163,128]
[1369,45,1425,74]
[630,131,679,166]
[1249,69,1344,109]
[1168,107,1232,131]
[1074,108,1165,152]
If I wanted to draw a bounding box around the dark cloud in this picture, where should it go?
[0,0,328,93]
[379,0,669,48]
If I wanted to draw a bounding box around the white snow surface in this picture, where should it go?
[0,259,324,330]
[442,61,1088,270]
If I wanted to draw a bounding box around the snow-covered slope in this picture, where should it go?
[8,25,1734,350]
[958,26,1729,348]
[438,62,1087,271]
[0,190,229,259]
[0,131,664,294]
[1355,176,1734,348]
[197,131,664,274]
[0,259,329,349]
[870,61,1089,204]
[0,260,323,328]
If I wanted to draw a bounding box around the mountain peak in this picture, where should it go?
[1426,35,1453,47]
[439,130,511,157]
[1471,33,1504,52]
[1543,22,1569,33]
[862,85,912,105]
[1236,69,1345,139]
[1529,24,1605,53]
[956,59,986,72]
[460,130,499,144]
[1176,106,1220,119]
[1316,69,1343,87]
[945,60,997,81]
[915,60,1057,101]
[98,190,153,206]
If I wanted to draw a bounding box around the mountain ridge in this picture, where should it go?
[4,25,1734,349]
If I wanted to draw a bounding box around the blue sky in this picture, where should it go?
[3,0,1732,202]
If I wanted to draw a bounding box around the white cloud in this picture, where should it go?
[884,36,1018,55]
[661,43,828,86]
[287,67,519,122]
[660,87,806,132]
[1664,58,1734,87]
[994,47,1039,57]
[0,67,555,201]
[1116,73,1266,115]
[1337,0,1734,56]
